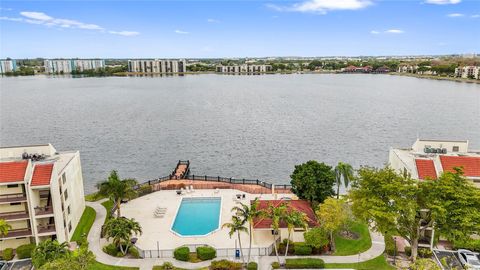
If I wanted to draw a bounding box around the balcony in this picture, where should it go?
[39,190,50,199]
[0,228,32,239]
[37,224,56,234]
[0,211,29,221]
[35,205,54,216]
[0,193,27,204]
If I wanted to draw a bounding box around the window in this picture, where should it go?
[7,184,18,188]
[68,222,72,232]
[64,189,68,201]
[10,202,21,206]
[453,146,459,152]
[62,173,66,185]
[67,206,71,215]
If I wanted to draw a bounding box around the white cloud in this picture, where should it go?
[447,13,464,17]
[267,0,372,14]
[175,29,189,34]
[471,14,480,18]
[207,18,220,23]
[370,30,380,34]
[425,0,461,4]
[109,31,140,36]
[20,11,53,21]
[385,29,404,34]
[0,16,23,22]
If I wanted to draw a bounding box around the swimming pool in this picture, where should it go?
[171,197,222,237]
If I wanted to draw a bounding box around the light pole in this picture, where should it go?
[393,236,397,265]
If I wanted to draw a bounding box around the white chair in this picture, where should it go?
[214,188,219,194]
[180,187,185,194]
[190,185,194,192]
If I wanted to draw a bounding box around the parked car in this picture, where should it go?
[458,249,480,270]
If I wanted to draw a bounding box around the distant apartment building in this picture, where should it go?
[341,65,373,73]
[0,144,86,250]
[44,59,105,74]
[0,60,17,74]
[127,59,186,73]
[216,64,272,73]
[397,65,436,75]
[455,66,479,79]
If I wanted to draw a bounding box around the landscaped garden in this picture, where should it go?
[71,206,96,242]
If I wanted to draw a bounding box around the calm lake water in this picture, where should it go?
[1,74,479,193]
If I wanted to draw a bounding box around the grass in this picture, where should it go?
[101,200,114,223]
[324,254,395,270]
[85,192,105,202]
[152,267,208,270]
[333,221,372,256]
[188,253,202,263]
[87,261,138,270]
[70,206,96,242]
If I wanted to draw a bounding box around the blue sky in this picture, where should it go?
[0,0,479,58]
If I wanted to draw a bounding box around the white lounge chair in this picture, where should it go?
[214,188,219,194]
[190,185,194,192]
[180,187,185,194]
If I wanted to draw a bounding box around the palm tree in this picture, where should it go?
[31,239,69,268]
[231,198,263,264]
[96,170,138,217]
[266,203,286,265]
[283,209,308,257]
[335,162,354,199]
[0,219,11,236]
[222,215,248,265]
[103,217,142,255]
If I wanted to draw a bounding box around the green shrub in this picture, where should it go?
[158,262,174,270]
[128,246,140,258]
[453,239,480,252]
[285,258,325,269]
[210,259,242,270]
[247,262,258,270]
[16,243,36,259]
[173,246,190,261]
[405,246,411,257]
[2,248,14,261]
[102,243,119,256]
[384,234,396,256]
[271,261,280,269]
[418,248,432,258]
[196,246,216,260]
[116,251,124,257]
[294,243,312,255]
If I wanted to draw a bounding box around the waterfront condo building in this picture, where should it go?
[127,59,186,73]
[455,66,480,79]
[44,59,105,74]
[216,64,272,73]
[0,144,86,251]
[389,139,480,187]
[0,60,17,74]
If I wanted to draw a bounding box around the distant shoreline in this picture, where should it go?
[388,72,480,84]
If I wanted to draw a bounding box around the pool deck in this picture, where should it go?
[122,188,295,251]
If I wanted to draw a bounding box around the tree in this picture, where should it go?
[316,198,349,251]
[103,217,142,255]
[96,170,138,217]
[231,198,263,264]
[222,215,248,265]
[0,219,11,236]
[265,203,287,265]
[283,209,308,257]
[40,246,95,270]
[32,239,69,268]
[334,162,354,199]
[304,227,329,250]
[349,166,427,261]
[290,161,335,204]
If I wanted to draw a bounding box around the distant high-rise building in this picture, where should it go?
[0,60,17,74]
[127,59,186,73]
[44,59,105,74]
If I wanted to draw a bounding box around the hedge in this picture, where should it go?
[210,260,242,270]
[129,246,140,258]
[247,262,258,270]
[173,246,190,261]
[16,243,36,259]
[294,243,312,255]
[2,248,14,261]
[285,258,325,269]
[271,262,280,269]
[196,246,216,261]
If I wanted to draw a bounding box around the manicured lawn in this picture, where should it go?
[333,221,372,256]
[324,254,395,270]
[85,192,105,202]
[87,261,138,270]
[71,206,96,242]
[102,200,114,222]
[152,267,208,270]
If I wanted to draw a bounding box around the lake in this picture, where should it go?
[1,74,479,193]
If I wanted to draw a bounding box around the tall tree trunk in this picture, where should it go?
[330,231,335,252]
[119,241,125,255]
[247,223,252,264]
[238,231,245,265]
[285,230,291,257]
[116,199,121,218]
[411,237,419,262]
[273,231,280,264]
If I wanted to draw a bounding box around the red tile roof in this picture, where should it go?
[440,155,480,177]
[0,161,28,183]
[31,164,54,186]
[253,200,318,229]
[415,159,437,180]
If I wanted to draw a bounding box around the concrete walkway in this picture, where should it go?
[87,200,385,270]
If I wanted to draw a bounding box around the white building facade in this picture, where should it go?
[455,66,480,79]
[0,60,17,74]
[127,59,186,73]
[44,59,105,74]
[0,144,86,250]
[216,64,272,73]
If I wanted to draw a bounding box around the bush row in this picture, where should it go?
[210,259,242,270]
[285,258,325,269]
[103,243,140,258]
[1,243,36,261]
[173,245,217,262]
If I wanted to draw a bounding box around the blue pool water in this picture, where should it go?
[172,197,221,236]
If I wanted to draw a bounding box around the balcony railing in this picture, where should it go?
[35,205,54,216]
[0,228,32,238]
[37,224,56,234]
[0,211,29,220]
[0,193,27,203]
[39,190,50,199]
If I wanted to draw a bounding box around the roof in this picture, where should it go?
[440,155,480,177]
[253,200,317,229]
[415,159,437,180]
[31,163,54,186]
[0,161,28,183]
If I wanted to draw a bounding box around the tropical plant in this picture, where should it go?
[304,227,329,250]
[103,217,142,255]
[316,198,350,251]
[96,170,138,217]
[334,162,354,199]
[0,219,11,236]
[231,198,264,264]
[283,209,308,257]
[290,161,335,204]
[32,239,69,268]
[265,202,287,265]
[222,215,248,264]
[39,246,95,270]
